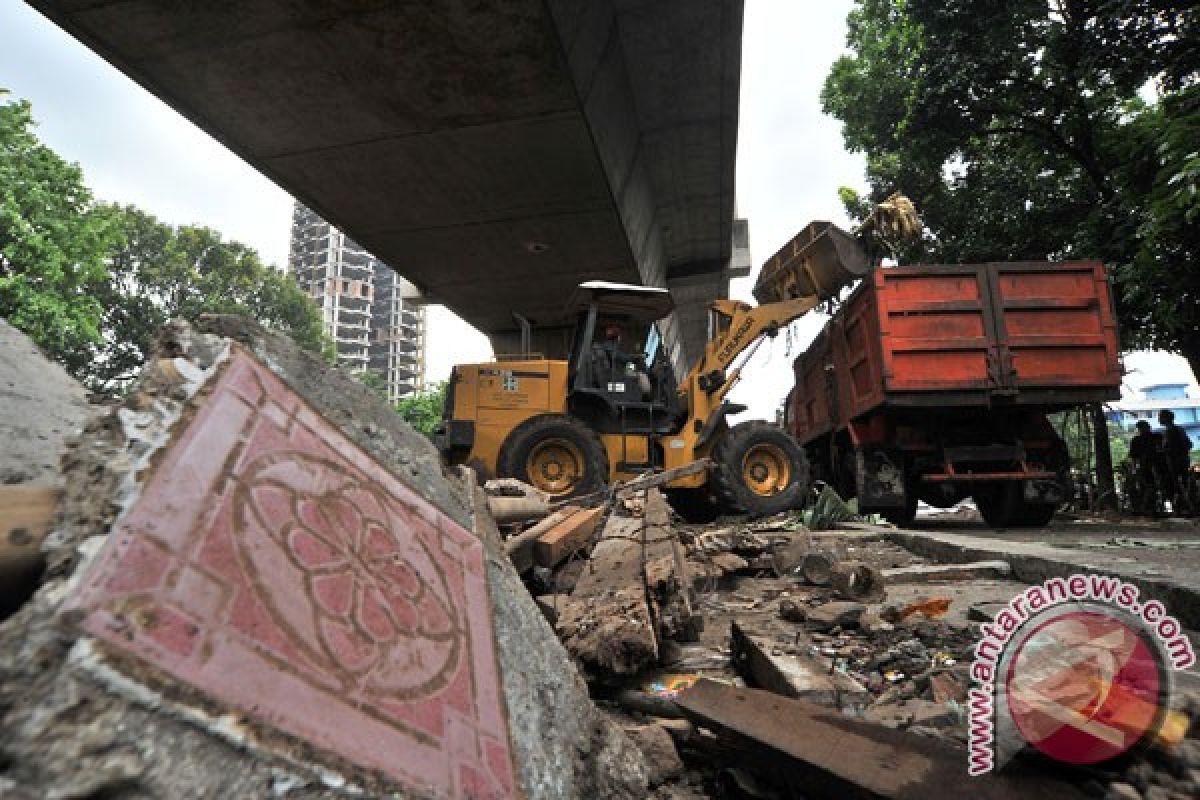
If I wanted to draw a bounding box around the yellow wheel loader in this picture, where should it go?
[434,220,872,517]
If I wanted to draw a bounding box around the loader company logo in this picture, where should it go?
[717,317,754,363]
[967,574,1194,776]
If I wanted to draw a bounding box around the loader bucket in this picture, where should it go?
[753,221,871,305]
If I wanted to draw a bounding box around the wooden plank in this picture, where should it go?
[0,485,61,580]
[675,679,1086,800]
[503,505,579,573]
[555,514,658,676]
[533,506,604,568]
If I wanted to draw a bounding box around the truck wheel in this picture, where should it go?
[882,488,918,527]
[712,421,810,516]
[975,483,1018,528]
[1012,502,1056,527]
[976,484,1056,528]
[497,415,609,500]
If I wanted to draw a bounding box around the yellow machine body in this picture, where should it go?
[436,219,876,510]
[444,358,709,489]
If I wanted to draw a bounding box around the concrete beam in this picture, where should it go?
[28,0,743,373]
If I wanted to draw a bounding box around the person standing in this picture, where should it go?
[1159,409,1194,513]
[1128,420,1162,514]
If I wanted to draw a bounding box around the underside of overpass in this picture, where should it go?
[29,0,746,374]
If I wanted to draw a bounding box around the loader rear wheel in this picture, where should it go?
[497,415,608,500]
[712,421,809,516]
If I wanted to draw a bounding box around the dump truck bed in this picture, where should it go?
[790,261,1121,444]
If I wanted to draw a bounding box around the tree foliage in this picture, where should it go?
[0,94,331,392]
[0,96,119,377]
[89,206,332,391]
[395,382,447,436]
[823,1,1200,377]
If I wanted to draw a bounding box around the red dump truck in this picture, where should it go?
[785,261,1122,527]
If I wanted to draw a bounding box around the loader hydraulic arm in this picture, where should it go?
[683,293,821,412]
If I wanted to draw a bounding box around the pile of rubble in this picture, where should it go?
[1,315,1198,799]
[490,479,1200,799]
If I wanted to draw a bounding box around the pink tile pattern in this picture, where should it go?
[66,349,515,798]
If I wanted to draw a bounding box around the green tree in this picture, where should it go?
[0,94,119,375]
[822,1,1200,377]
[395,382,447,436]
[356,367,390,400]
[87,205,332,391]
[1052,409,1131,471]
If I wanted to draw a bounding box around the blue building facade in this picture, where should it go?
[1109,383,1200,461]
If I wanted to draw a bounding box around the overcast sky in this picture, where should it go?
[0,0,1193,418]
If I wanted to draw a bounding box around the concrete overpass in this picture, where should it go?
[29,0,746,373]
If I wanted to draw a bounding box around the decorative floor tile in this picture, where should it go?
[66,348,514,798]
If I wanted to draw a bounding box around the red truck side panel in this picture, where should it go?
[789,261,1121,447]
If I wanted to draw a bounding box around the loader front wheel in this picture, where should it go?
[712,421,810,516]
[497,415,609,501]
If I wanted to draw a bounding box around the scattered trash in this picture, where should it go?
[898,596,952,620]
[644,673,703,700]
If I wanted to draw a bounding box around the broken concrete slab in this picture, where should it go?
[968,602,1007,623]
[731,623,868,707]
[1,317,649,800]
[643,490,700,643]
[882,560,1011,584]
[64,344,516,795]
[805,601,866,632]
[555,515,659,677]
[863,698,961,730]
[470,486,649,800]
[0,320,91,616]
[623,724,684,787]
[674,679,1087,799]
[0,318,91,487]
[886,527,1200,629]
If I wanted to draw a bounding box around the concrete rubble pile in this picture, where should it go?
[0,317,648,800]
[495,477,1200,799]
[2,315,1200,799]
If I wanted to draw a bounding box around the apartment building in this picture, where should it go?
[287,203,425,402]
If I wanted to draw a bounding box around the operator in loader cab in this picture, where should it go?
[596,322,652,399]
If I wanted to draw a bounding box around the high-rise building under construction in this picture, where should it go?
[287,202,425,402]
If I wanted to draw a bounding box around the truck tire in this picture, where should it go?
[712,421,810,516]
[1012,502,1057,527]
[882,488,918,527]
[975,483,1019,528]
[975,484,1056,528]
[497,415,609,500]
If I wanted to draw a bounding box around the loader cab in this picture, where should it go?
[565,281,684,435]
